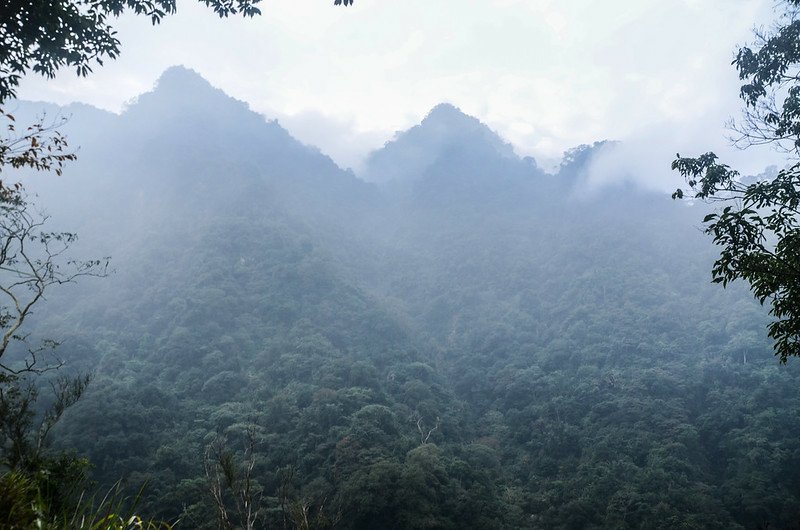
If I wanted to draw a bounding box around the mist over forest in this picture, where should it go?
[1,63,798,529]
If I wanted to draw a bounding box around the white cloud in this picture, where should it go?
[13,0,780,174]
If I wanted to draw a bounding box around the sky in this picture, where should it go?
[15,0,782,186]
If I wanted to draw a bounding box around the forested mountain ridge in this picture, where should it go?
[13,67,800,528]
[363,102,534,182]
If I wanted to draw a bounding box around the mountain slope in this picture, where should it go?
[363,104,545,201]
[13,69,800,528]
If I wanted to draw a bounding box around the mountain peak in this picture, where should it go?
[362,103,523,184]
[417,103,495,140]
[422,103,474,125]
[154,65,215,94]
[124,65,246,118]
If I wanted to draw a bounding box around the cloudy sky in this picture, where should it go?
[16,0,780,184]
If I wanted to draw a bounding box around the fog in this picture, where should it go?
[15,1,778,175]
[3,64,798,526]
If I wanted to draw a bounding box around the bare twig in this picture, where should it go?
[415,415,440,445]
[0,196,107,375]
[204,429,262,530]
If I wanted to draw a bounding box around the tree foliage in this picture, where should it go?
[673,0,800,362]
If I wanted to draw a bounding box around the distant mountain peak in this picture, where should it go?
[417,103,496,139]
[153,65,216,94]
[124,65,245,118]
[362,103,523,184]
[557,140,618,179]
[422,103,473,124]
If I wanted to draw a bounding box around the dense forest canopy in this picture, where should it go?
[0,67,796,528]
[3,1,800,529]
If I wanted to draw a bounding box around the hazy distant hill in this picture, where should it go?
[13,67,800,528]
[364,103,524,182]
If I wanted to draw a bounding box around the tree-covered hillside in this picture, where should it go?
[12,68,800,529]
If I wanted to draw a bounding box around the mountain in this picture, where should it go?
[23,66,381,262]
[115,67,373,212]
[11,68,800,528]
[363,104,544,198]
[363,103,512,181]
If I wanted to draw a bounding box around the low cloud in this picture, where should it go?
[583,119,779,193]
[274,109,390,173]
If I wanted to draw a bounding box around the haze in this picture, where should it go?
[4,1,800,528]
[16,0,776,178]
